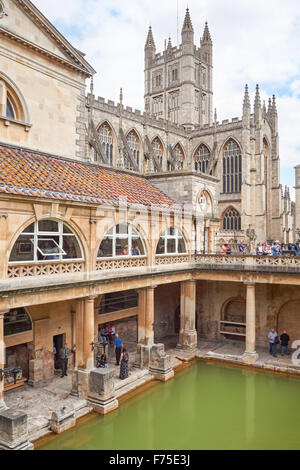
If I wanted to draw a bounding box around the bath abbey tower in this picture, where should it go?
[87,8,294,246]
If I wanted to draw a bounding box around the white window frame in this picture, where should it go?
[98,224,146,259]
[9,220,84,264]
[156,228,187,255]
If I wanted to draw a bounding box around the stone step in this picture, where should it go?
[115,374,153,399]
[114,368,149,391]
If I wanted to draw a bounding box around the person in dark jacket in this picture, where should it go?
[280,330,290,356]
[59,343,71,378]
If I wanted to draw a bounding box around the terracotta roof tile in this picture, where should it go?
[0,145,180,209]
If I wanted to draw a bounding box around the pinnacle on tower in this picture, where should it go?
[254,84,261,109]
[120,88,123,105]
[268,97,272,115]
[272,94,278,117]
[182,8,194,32]
[167,36,173,54]
[243,84,251,109]
[145,26,155,48]
[201,22,212,44]
[262,100,267,115]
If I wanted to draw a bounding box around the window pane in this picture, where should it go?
[178,238,186,254]
[98,238,113,258]
[116,238,129,256]
[156,238,165,254]
[63,225,73,234]
[6,99,15,119]
[131,238,144,256]
[9,235,34,262]
[62,236,81,259]
[38,220,59,233]
[37,237,60,260]
[116,224,129,235]
[22,223,34,234]
[167,239,176,253]
[4,308,32,336]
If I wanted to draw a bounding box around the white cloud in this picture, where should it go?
[34,0,300,189]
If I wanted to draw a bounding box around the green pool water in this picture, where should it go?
[38,362,300,450]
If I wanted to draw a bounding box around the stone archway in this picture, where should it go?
[278,300,300,345]
[220,298,246,341]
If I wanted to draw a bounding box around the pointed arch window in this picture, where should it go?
[96,122,113,165]
[169,144,184,171]
[194,144,211,173]
[126,130,140,170]
[223,207,241,231]
[9,220,84,263]
[152,137,164,170]
[98,224,146,258]
[223,139,242,193]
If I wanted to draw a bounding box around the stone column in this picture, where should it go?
[0,311,8,411]
[83,296,96,370]
[145,286,155,346]
[178,280,197,351]
[242,282,259,364]
[75,299,84,368]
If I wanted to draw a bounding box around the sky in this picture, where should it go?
[34,0,300,196]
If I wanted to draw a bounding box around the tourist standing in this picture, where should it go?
[239,240,246,254]
[268,328,278,358]
[114,334,123,366]
[120,348,129,380]
[59,343,71,378]
[257,243,263,256]
[280,330,290,356]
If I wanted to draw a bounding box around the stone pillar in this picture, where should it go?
[0,311,8,411]
[83,296,96,370]
[178,280,197,351]
[242,282,259,364]
[138,287,155,346]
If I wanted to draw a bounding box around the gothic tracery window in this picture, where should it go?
[222,207,241,231]
[126,130,140,170]
[223,139,242,193]
[168,143,184,171]
[194,144,211,173]
[152,137,164,170]
[6,97,15,119]
[96,122,113,165]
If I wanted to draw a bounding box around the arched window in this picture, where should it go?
[4,308,32,336]
[96,122,113,165]
[98,224,145,258]
[223,139,242,193]
[6,97,15,119]
[0,77,27,122]
[194,144,211,173]
[168,144,184,171]
[156,228,187,255]
[126,130,140,170]
[222,207,241,231]
[152,137,164,170]
[9,220,83,263]
[198,191,212,214]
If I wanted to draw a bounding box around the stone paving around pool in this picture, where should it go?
[4,337,300,444]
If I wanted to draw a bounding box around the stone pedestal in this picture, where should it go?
[50,406,76,434]
[71,368,90,399]
[149,344,174,382]
[177,330,198,351]
[88,369,118,415]
[134,343,151,369]
[0,410,33,450]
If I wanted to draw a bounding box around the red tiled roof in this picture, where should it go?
[0,145,180,209]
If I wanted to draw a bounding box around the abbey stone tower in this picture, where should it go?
[87,8,295,248]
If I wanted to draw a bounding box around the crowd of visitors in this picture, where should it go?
[97,326,129,380]
[220,241,300,257]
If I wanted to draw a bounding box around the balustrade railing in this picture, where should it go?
[7,261,84,278]
[6,254,300,280]
[96,256,147,271]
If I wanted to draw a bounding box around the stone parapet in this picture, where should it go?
[88,369,119,415]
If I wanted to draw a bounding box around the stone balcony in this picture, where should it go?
[2,254,300,294]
